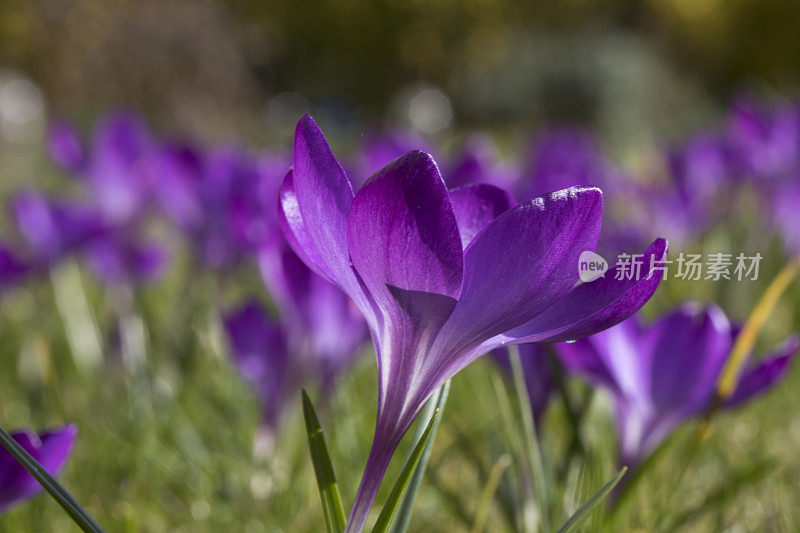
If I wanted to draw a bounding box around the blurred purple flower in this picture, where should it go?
[157,143,288,270]
[280,114,667,531]
[524,128,622,199]
[224,240,366,434]
[258,239,367,391]
[223,301,291,434]
[11,190,105,265]
[85,113,158,224]
[85,233,168,285]
[727,98,800,182]
[47,120,85,174]
[557,303,798,469]
[641,133,732,247]
[0,425,77,513]
[0,244,29,289]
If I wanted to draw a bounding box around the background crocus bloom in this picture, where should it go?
[556,303,799,469]
[280,114,668,531]
[258,238,367,392]
[222,301,290,437]
[0,425,77,513]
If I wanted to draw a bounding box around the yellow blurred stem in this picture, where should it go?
[716,255,800,401]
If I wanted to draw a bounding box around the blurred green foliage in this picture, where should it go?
[2,0,800,132]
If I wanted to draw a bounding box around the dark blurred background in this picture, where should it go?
[1,0,799,147]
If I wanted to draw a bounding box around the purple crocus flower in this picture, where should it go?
[11,190,105,265]
[492,345,554,428]
[0,425,77,513]
[524,128,623,199]
[280,115,667,531]
[85,113,159,224]
[157,143,288,270]
[727,97,800,182]
[258,238,367,391]
[223,301,291,436]
[224,239,366,436]
[85,233,168,285]
[556,303,798,469]
[641,133,733,247]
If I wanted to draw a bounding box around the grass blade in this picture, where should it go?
[388,380,450,533]
[556,467,627,533]
[510,347,550,533]
[471,454,512,533]
[371,408,441,533]
[302,389,347,533]
[0,426,104,532]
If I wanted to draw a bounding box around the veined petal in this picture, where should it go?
[646,303,731,414]
[277,171,333,282]
[449,184,516,249]
[291,115,359,289]
[435,186,602,358]
[495,238,667,345]
[348,150,463,303]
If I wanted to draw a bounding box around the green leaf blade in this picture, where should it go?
[371,408,441,533]
[557,466,627,533]
[302,388,347,533]
[388,380,450,533]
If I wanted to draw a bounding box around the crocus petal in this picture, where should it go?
[435,187,602,359]
[449,184,516,249]
[495,238,667,345]
[289,116,361,293]
[646,303,731,414]
[725,336,799,407]
[278,170,343,282]
[556,333,625,394]
[0,425,77,512]
[348,150,463,302]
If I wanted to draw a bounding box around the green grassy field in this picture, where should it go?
[1,234,798,532]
